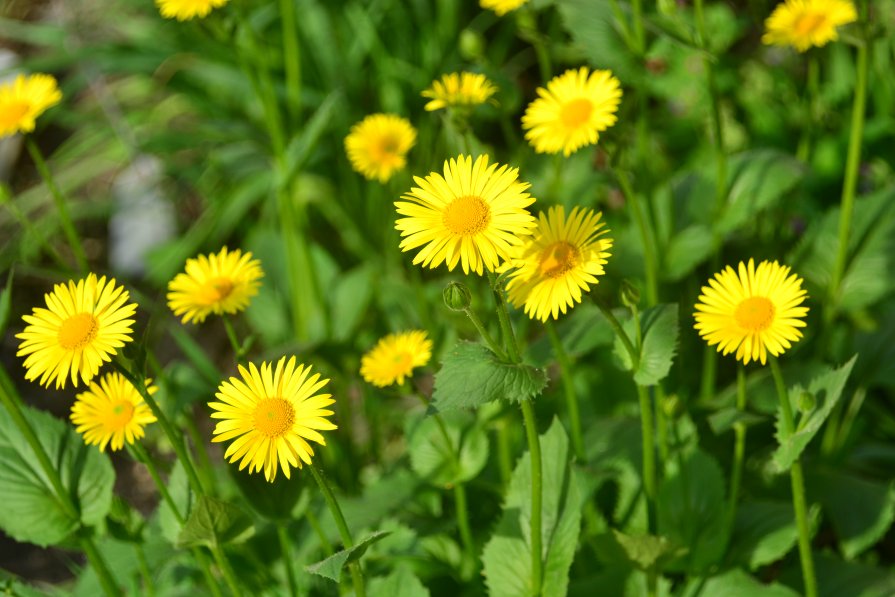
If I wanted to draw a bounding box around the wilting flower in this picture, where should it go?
[762,0,857,52]
[156,0,228,21]
[422,72,497,112]
[0,74,62,138]
[70,373,157,452]
[345,113,417,183]
[360,331,432,387]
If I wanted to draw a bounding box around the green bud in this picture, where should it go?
[620,280,641,309]
[663,394,683,419]
[459,29,484,62]
[657,0,677,16]
[443,281,472,312]
[797,391,815,414]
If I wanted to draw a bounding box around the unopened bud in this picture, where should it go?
[663,394,682,419]
[620,280,641,309]
[459,29,484,62]
[443,281,472,312]
[798,391,815,414]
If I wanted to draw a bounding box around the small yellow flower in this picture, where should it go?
[156,0,228,21]
[70,373,158,452]
[360,331,433,388]
[522,67,622,157]
[694,259,809,365]
[422,72,498,112]
[0,74,62,139]
[505,206,612,322]
[16,274,137,389]
[480,0,528,17]
[209,357,337,482]
[763,0,857,52]
[167,247,263,324]
[345,114,417,183]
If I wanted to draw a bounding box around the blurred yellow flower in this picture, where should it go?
[522,67,622,157]
[480,0,528,16]
[345,113,417,183]
[156,0,228,21]
[0,74,62,139]
[167,247,263,324]
[16,274,137,389]
[360,330,433,387]
[422,72,497,112]
[70,373,158,452]
[763,0,857,52]
[694,259,809,366]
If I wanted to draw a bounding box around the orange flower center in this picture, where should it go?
[443,195,491,235]
[0,101,30,129]
[391,351,413,369]
[198,276,234,306]
[560,98,593,129]
[734,297,775,332]
[106,401,135,430]
[58,313,99,350]
[539,241,579,278]
[253,398,295,438]
[794,12,827,37]
[372,135,400,165]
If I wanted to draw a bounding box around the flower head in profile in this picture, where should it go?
[522,67,622,157]
[345,114,417,183]
[395,154,537,275]
[70,373,158,452]
[167,247,263,324]
[422,72,497,112]
[360,331,433,388]
[505,206,612,322]
[0,74,62,139]
[480,0,528,16]
[694,259,809,365]
[762,0,857,52]
[16,274,137,389]
[209,357,336,482]
[156,0,228,21]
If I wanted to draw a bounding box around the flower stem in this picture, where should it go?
[770,358,818,597]
[520,399,543,596]
[796,55,820,163]
[726,366,748,532]
[277,525,299,597]
[616,170,659,305]
[545,321,583,459]
[221,315,244,364]
[488,272,521,363]
[135,544,155,597]
[210,544,242,597]
[463,306,507,361]
[306,508,334,553]
[80,536,122,597]
[278,0,301,127]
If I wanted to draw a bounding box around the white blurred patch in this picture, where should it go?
[0,50,23,183]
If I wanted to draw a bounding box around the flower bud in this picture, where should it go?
[797,391,815,414]
[443,281,472,312]
[620,280,641,309]
[459,29,484,62]
[662,394,683,419]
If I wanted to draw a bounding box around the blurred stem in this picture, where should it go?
[25,137,88,274]
[80,536,122,597]
[221,315,244,363]
[0,185,72,273]
[727,366,748,533]
[277,526,299,597]
[594,299,637,365]
[210,545,242,597]
[545,321,583,460]
[520,399,543,596]
[616,170,658,305]
[454,483,475,566]
[135,544,154,597]
[463,306,507,361]
[306,508,334,553]
[519,6,552,82]
[770,358,818,597]
[279,0,302,126]
[607,0,635,51]
[631,0,645,54]
[183,416,217,494]
[796,55,820,163]
[699,346,718,403]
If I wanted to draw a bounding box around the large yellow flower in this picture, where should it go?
[360,331,433,388]
[0,74,62,139]
[505,206,612,322]
[480,0,528,16]
[16,274,137,390]
[395,154,537,275]
[209,357,336,482]
[422,72,497,112]
[156,0,228,21]
[345,114,417,183]
[762,0,857,52]
[70,373,158,452]
[522,67,622,157]
[167,247,263,324]
[694,259,809,366]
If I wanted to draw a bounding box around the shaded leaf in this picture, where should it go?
[368,565,430,597]
[660,225,714,281]
[679,568,800,597]
[176,495,254,549]
[728,500,799,570]
[306,531,391,583]
[707,407,767,435]
[592,530,684,571]
[408,410,488,486]
[613,304,679,386]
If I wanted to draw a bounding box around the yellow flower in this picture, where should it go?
[694,259,809,366]
[209,357,336,482]
[360,331,433,388]
[505,206,612,322]
[480,0,528,16]
[16,274,137,389]
[156,0,228,21]
[522,67,622,157]
[345,114,417,183]
[762,0,857,52]
[0,74,62,139]
[70,373,158,452]
[422,72,498,112]
[167,247,263,324]
[395,154,537,275]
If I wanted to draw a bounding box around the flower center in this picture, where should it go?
[0,101,30,128]
[199,276,234,306]
[106,401,135,430]
[442,195,491,235]
[58,313,99,350]
[734,296,775,332]
[560,98,593,129]
[253,398,295,438]
[794,12,827,36]
[539,241,579,278]
[391,351,413,369]
[372,136,400,164]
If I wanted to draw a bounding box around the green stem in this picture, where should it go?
[277,526,299,597]
[631,0,645,55]
[796,55,820,163]
[463,306,507,361]
[595,299,638,365]
[727,366,748,532]
[210,545,242,597]
[129,442,183,524]
[520,399,543,596]
[616,170,659,305]
[194,549,225,597]
[636,384,657,531]
[81,536,122,597]
[488,272,521,362]
[278,0,302,126]
[545,321,583,459]
[0,185,72,273]
[135,544,155,597]
[770,358,818,597]
[454,482,475,565]
[221,315,244,363]
[496,418,513,486]
[306,508,334,553]
[699,345,718,403]
[607,0,636,52]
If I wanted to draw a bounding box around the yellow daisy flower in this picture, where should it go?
[167,247,263,324]
[209,356,336,482]
[694,259,809,366]
[762,0,857,52]
[0,74,62,139]
[505,205,613,322]
[395,154,537,275]
[16,274,137,390]
[156,0,228,21]
[360,330,433,388]
[422,72,498,112]
[344,113,417,183]
[522,67,623,157]
[70,373,158,452]
[480,0,529,17]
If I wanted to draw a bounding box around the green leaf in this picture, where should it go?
[660,225,714,281]
[483,418,582,597]
[329,264,377,343]
[408,410,489,486]
[772,356,858,473]
[555,0,641,84]
[158,460,193,545]
[592,530,684,571]
[787,554,895,597]
[707,407,767,435]
[176,495,255,549]
[0,399,114,547]
[679,569,800,597]
[612,304,679,386]
[368,565,430,597]
[728,500,800,570]
[0,268,13,337]
[432,341,547,411]
[230,464,307,522]
[305,530,391,583]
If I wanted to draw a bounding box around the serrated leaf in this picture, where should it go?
[679,569,800,597]
[176,495,254,549]
[408,410,488,486]
[773,356,857,472]
[368,565,430,597]
[612,304,679,386]
[728,500,799,570]
[433,341,547,410]
[305,530,391,583]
